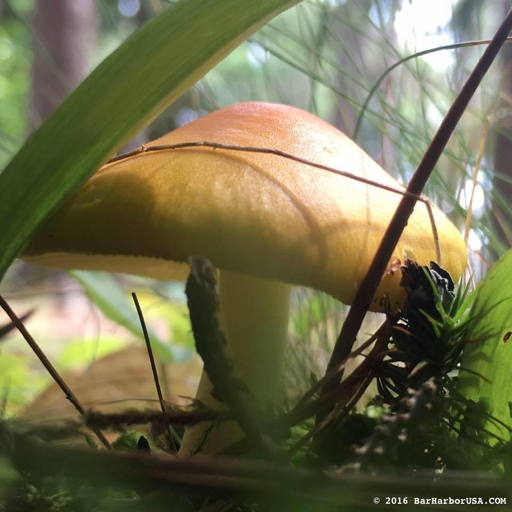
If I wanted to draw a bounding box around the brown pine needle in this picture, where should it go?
[131,291,178,451]
[0,295,110,449]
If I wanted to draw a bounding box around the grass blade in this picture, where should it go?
[0,0,299,280]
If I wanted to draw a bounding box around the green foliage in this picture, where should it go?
[1,265,511,511]
[365,262,473,403]
[0,352,40,413]
[3,1,512,508]
[291,292,344,340]
[0,2,31,167]
[458,249,512,442]
[166,304,195,351]
[297,264,510,475]
[56,337,124,370]
[71,271,190,362]
[112,431,148,451]
[0,0,299,281]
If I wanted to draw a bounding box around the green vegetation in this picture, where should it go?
[1,0,512,510]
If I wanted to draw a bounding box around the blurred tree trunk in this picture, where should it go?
[24,1,97,285]
[492,38,512,252]
[328,0,400,171]
[452,0,510,258]
[481,0,512,256]
[30,0,97,129]
[329,0,373,135]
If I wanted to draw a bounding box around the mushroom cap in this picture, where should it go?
[22,102,467,311]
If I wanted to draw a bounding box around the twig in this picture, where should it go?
[286,319,390,426]
[86,409,224,429]
[107,140,441,261]
[289,337,388,454]
[107,141,426,206]
[0,295,111,449]
[322,8,512,403]
[131,292,177,451]
[0,310,33,339]
[131,293,166,414]
[316,339,388,434]
[185,257,283,459]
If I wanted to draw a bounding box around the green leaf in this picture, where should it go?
[0,0,299,280]
[71,271,189,362]
[0,352,34,412]
[112,431,148,451]
[56,337,125,371]
[458,250,512,440]
[167,305,195,351]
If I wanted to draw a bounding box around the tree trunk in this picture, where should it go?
[30,0,97,129]
[492,38,512,253]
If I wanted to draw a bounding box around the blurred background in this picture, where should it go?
[0,0,509,425]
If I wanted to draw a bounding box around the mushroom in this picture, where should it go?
[21,102,467,455]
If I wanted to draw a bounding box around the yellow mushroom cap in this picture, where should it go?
[22,102,467,311]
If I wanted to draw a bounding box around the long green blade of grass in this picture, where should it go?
[0,0,299,281]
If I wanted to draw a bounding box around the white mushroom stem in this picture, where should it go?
[179,270,291,456]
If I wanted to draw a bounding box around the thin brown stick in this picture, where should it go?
[0,310,33,339]
[131,292,177,450]
[290,369,376,456]
[107,140,441,262]
[0,295,111,449]
[86,409,223,429]
[131,293,165,409]
[107,141,426,208]
[316,340,387,434]
[322,7,512,398]
[290,335,389,444]
[286,319,390,425]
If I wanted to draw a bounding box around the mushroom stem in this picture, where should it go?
[179,270,291,455]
